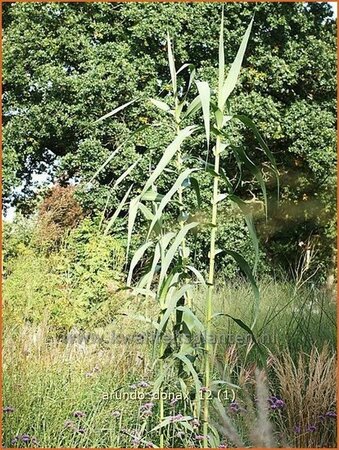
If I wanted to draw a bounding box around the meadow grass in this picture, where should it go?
[2,279,336,448]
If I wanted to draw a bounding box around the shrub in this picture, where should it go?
[3,215,126,333]
[34,184,84,251]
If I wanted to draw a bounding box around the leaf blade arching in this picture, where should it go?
[231,145,268,217]
[159,221,199,288]
[167,33,177,95]
[150,98,171,112]
[139,232,175,290]
[104,184,134,235]
[155,284,193,346]
[89,143,123,184]
[127,240,154,287]
[219,18,254,109]
[126,196,140,260]
[95,99,136,123]
[228,194,259,273]
[146,168,197,239]
[196,81,210,150]
[141,126,197,196]
[174,352,202,415]
[218,5,225,99]
[234,113,280,199]
[223,249,260,328]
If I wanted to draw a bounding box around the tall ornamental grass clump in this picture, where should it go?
[95,10,278,447]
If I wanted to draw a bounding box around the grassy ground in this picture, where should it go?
[2,280,337,448]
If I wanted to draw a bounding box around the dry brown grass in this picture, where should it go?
[271,345,337,447]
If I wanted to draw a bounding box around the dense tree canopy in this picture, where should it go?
[3,2,336,278]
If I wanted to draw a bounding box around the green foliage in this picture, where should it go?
[3,216,125,332]
[3,2,336,276]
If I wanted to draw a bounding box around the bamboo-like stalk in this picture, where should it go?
[176,122,192,310]
[159,239,165,449]
[203,134,221,447]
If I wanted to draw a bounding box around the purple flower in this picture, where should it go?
[268,396,285,410]
[326,411,337,419]
[275,399,285,409]
[138,381,150,388]
[318,414,326,422]
[146,442,155,448]
[219,445,228,448]
[140,402,154,417]
[169,397,179,406]
[3,406,15,413]
[200,386,209,393]
[73,410,86,418]
[294,425,301,434]
[21,434,31,443]
[307,424,317,432]
[170,413,184,422]
[131,437,140,445]
[195,434,207,441]
[229,401,240,413]
[112,410,121,418]
[141,402,154,409]
[76,428,86,434]
[64,420,76,429]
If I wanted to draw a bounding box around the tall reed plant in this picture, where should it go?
[94,10,278,447]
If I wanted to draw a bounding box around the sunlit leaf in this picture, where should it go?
[95,99,136,123]
[219,18,253,109]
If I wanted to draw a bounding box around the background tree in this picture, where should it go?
[3,2,336,279]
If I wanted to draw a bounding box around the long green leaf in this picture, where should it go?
[155,284,193,345]
[139,232,175,290]
[89,143,123,183]
[177,306,205,333]
[147,168,196,238]
[211,312,259,346]
[127,241,154,286]
[159,222,198,288]
[167,33,177,95]
[223,249,260,327]
[141,126,196,196]
[218,6,225,98]
[234,114,280,198]
[104,184,133,235]
[174,352,201,414]
[228,194,259,272]
[196,81,210,149]
[219,18,253,109]
[113,157,141,191]
[90,124,150,183]
[189,177,202,206]
[126,196,140,259]
[138,203,155,221]
[150,416,193,433]
[186,265,206,285]
[95,99,136,123]
[184,95,202,119]
[150,98,171,112]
